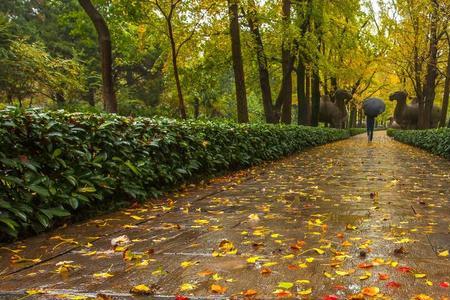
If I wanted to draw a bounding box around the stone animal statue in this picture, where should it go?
[388,116,401,129]
[319,89,352,128]
[389,91,441,129]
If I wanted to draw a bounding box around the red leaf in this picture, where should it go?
[397,266,412,273]
[440,282,449,288]
[333,285,346,290]
[358,263,373,269]
[386,281,401,288]
[323,295,339,300]
[175,296,189,300]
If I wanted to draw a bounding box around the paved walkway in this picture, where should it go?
[0,131,449,300]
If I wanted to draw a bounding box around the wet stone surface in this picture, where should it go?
[0,131,449,299]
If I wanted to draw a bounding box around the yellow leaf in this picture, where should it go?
[26,289,44,295]
[411,294,434,300]
[359,271,372,280]
[438,250,449,257]
[248,214,260,221]
[212,273,223,281]
[298,288,312,295]
[130,215,144,220]
[414,273,427,279]
[180,261,198,268]
[263,262,277,267]
[313,248,325,255]
[247,256,261,263]
[361,287,379,296]
[194,219,209,225]
[306,257,314,263]
[277,282,293,289]
[296,280,310,284]
[346,224,357,230]
[391,261,398,267]
[323,272,333,278]
[180,283,196,292]
[425,280,433,286]
[130,284,154,295]
[282,254,295,259]
[93,272,114,278]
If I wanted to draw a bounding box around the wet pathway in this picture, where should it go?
[0,131,449,299]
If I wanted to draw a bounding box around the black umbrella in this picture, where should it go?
[362,97,386,117]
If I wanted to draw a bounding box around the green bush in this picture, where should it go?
[0,107,351,240]
[387,128,450,159]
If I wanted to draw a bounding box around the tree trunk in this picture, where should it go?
[311,69,320,126]
[278,0,293,124]
[440,42,450,127]
[78,0,117,113]
[349,103,357,128]
[194,97,200,119]
[87,88,95,106]
[305,66,311,124]
[55,93,65,108]
[228,0,249,123]
[168,21,187,119]
[297,61,309,125]
[246,5,274,123]
[357,108,363,127]
[421,0,439,129]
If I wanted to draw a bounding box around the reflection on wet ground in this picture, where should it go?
[0,131,449,299]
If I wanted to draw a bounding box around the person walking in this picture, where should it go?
[362,97,386,142]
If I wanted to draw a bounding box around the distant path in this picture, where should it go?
[1,131,449,299]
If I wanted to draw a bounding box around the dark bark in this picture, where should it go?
[87,88,95,106]
[349,103,357,128]
[246,4,274,123]
[420,0,439,129]
[440,38,450,127]
[55,93,65,108]
[228,0,249,123]
[278,0,293,124]
[311,70,320,126]
[78,0,117,113]
[305,66,311,125]
[168,21,187,119]
[297,61,309,125]
[194,97,200,119]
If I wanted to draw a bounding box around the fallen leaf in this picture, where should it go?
[130,284,155,295]
[211,284,227,294]
[386,281,401,288]
[298,288,312,295]
[440,282,449,288]
[179,283,196,292]
[361,287,379,296]
[414,273,426,279]
[242,289,257,297]
[93,272,114,278]
[411,294,433,300]
[277,282,293,289]
[438,250,449,257]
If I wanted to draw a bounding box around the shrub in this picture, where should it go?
[0,107,351,239]
[387,128,450,159]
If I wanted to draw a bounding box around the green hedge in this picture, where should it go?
[0,108,351,240]
[387,128,450,159]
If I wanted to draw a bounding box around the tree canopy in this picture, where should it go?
[0,0,449,127]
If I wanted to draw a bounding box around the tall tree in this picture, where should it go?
[419,0,439,128]
[246,0,275,123]
[278,0,294,124]
[228,0,249,123]
[153,0,187,119]
[78,0,117,113]
[441,33,450,127]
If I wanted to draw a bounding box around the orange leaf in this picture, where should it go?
[361,287,379,296]
[378,273,390,280]
[211,284,227,294]
[243,289,257,297]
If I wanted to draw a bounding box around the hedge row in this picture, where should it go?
[0,107,352,240]
[387,128,450,159]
